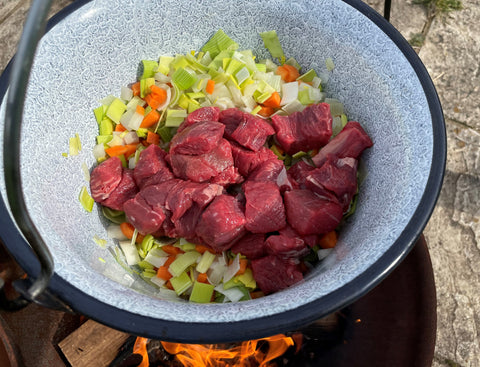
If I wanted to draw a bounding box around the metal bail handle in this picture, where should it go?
[2,0,71,312]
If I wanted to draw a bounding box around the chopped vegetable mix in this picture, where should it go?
[86,30,371,303]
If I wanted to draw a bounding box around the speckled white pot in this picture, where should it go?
[0,0,445,342]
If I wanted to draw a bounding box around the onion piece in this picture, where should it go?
[223,253,240,283]
[280,82,298,106]
[107,224,128,240]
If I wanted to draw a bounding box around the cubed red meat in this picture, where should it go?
[133,144,173,189]
[243,181,286,233]
[123,193,166,234]
[251,255,303,294]
[90,156,123,202]
[230,233,266,259]
[283,189,343,236]
[264,225,311,259]
[247,158,284,183]
[271,103,332,155]
[311,121,373,167]
[177,106,220,133]
[101,169,138,211]
[168,138,234,182]
[287,160,315,188]
[230,143,277,177]
[219,108,274,151]
[305,156,358,211]
[170,121,225,155]
[195,195,246,252]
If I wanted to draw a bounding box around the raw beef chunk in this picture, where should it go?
[230,143,277,177]
[230,233,266,259]
[283,189,343,236]
[271,103,332,154]
[312,121,373,167]
[177,106,220,133]
[247,158,284,183]
[243,181,286,233]
[90,157,123,202]
[264,226,311,259]
[251,255,303,294]
[287,160,315,188]
[170,121,225,155]
[101,169,138,211]
[133,144,173,189]
[124,193,166,234]
[168,139,234,183]
[305,156,358,211]
[219,108,275,151]
[195,195,246,252]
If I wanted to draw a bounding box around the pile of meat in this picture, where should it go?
[90,104,373,294]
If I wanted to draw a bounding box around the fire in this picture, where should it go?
[134,334,300,367]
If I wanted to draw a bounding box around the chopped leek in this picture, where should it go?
[106,98,127,124]
[141,59,159,79]
[189,281,215,303]
[168,251,200,277]
[202,29,239,58]
[170,271,193,295]
[119,240,141,266]
[260,30,285,62]
[172,68,197,90]
[196,251,216,274]
[325,57,335,71]
[79,186,94,212]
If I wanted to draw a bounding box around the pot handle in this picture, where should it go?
[2,0,71,312]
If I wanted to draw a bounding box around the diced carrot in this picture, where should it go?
[145,86,167,110]
[163,255,176,268]
[249,291,264,299]
[205,79,215,95]
[161,244,184,255]
[115,123,127,132]
[105,145,128,157]
[276,64,300,83]
[309,148,319,156]
[123,144,138,159]
[131,82,141,96]
[262,91,281,109]
[195,244,212,254]
[157,266,173,281]
[135,105,145,116]
[119,222,144,243]
[235,259,249,276]
[165,280,174,290]
[197,273,209,284]
[318,231,338,249]
[258,105,275,117]
[146,131,160,145]
[140,109,161,128]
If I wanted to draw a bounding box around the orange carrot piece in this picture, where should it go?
[119,222,144,243]
[197,273,209,284]
[235,259,249,276]
[157,266,173,281]
[105,145,128,157]
[318,231,338,249]
[131,82,141,96]
[165,280,174,290]
[115,123,127,132]
[249,291,264,299]
[145,86,167,109]
[135,105,145,116]
[146,131,160,145]
[258,105,275,117]
[123,144,138,159]
[150,84,167,98]
[205,79,215,95]
[195,244,212,254]
[163,255,176,268]
[161,244,184,256]
[262,91,281,109]
[276,64,300,83]
[140,109,161,128]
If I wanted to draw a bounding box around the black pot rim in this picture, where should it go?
[0,0,445,343]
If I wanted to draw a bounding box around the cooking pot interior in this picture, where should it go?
[0,0,434,325]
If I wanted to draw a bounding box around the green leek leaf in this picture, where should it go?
[201,29,239,59]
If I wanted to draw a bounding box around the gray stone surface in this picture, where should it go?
[364,0,480,366]
[0,0,479,366]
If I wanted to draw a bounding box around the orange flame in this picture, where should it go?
[133,337,149,367]
[160,333,298,367]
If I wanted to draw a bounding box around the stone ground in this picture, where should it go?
[0,0,479,366]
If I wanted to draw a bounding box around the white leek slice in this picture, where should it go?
[196,251,216,274]
[150,276,167,288]
[280,82,298,106]
[207,261,227,286]
[144,252,168,268]
[120,86,133,101]
[281,99,305,114]
[92,143,106,161]
[214,284,244,303]
[223,253,240,283]
[107,224,128,240]
[124,131,139,145]
[318,248,333,260]
[119,240,141,266]
[107,134,124,147]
